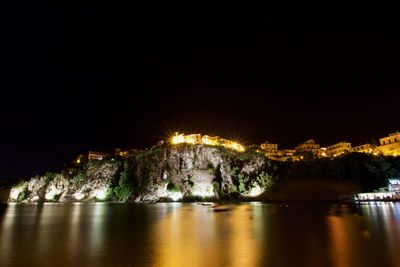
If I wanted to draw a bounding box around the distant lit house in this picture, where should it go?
[388,178,400,191]
[74,154,88,164]
[114,148,142,158]
[326,142,351,157]
[115,148,130,158]
[295,139,320,155]
[88,151,110,161]
[260,141,278,158]
[376,132,400,156]
[351,143,375,154]
[356,178,400,201]
[276,149,297,161]
[319,147,328,157]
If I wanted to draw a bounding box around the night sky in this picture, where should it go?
[1,3,398,179]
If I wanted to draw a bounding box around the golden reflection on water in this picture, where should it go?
[0,204,15,266]
[2,202,400,267]
[327,214,350,267]
[360,202,400,266]
[152,204,261,267]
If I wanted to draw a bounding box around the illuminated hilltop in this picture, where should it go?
[170,133,245,152]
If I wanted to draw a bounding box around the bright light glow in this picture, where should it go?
[168,191,183,201]
[74,192,85,200]
[10,187,22,200]
[357,192,397,200]
[94,188,107,200]
[171,134,185,144]
[45,187,58,200]
[246,185,265,197]
[191,189,214,198]
[76,159,81,164]
[170,133,245,152]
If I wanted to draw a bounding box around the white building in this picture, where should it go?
[377,132,400,156]
[326,142,351,157]
[295,139,320,155]
[351,143,374,154]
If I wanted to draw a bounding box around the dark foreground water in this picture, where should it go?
[1,202,400,267]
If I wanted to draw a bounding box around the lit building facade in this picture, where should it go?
[377,132,400,156]
[88,151,110,161]
[170,133,245,152]
[260,141,278,158]
[326,142,351,157]
[351,143,375,154]
[388,178,400,191]
[276,149,297,161]
[295,139,320,155]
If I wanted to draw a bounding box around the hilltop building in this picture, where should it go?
[351,143,375,154]
[388,178,400,191]
[377,132,400,156]
[74,154,88,164]
[170,133,245,152]
[295,139,320,155]
[88,151,110,161]
[115,148,131,158]
[276,149,297,161]
[115,148,141,158]
[326,142,352,157]
[260,141,278,158]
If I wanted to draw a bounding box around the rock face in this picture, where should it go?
[9,161,121,203]
[9,144,275,203]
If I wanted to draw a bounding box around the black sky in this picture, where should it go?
[1,2,399,179]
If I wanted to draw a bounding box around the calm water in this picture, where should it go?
[1,202,400,267]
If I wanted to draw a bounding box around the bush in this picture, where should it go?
[167,182,181,192]
[44,172,57,186]
[13,179,26,188]
[114,160,134,202]
[212,181,220,195]
[70,171,86,184]
[17,191,26,202]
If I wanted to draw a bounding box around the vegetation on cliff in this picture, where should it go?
[274,153,400,191]
[7,144,400,203]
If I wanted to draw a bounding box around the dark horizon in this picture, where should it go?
[1,2,398,179]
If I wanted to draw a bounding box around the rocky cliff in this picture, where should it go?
[9,144,276,203]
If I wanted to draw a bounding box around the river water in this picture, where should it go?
[1,202,400,267]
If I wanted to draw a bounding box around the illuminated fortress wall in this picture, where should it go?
[170,133,245,152]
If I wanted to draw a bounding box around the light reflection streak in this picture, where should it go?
[0,204,16,266]
[89,203,106,259]
[152,204,218,267]
[327,215,350,267]
[360,202,400,266]
[227,205,261,267]
[67,202,82,259]
[151,204,261,267]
